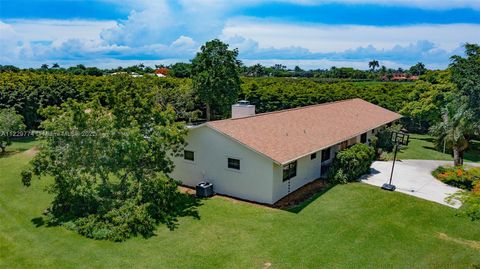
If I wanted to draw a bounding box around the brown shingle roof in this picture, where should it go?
[207,99,401,164]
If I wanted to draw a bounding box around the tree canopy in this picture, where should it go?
[450,43,480,123]
[0,108,25,154]
[191,39,242,120]
[21,83,198,241]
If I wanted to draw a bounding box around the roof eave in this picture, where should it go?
[278,114,402,165]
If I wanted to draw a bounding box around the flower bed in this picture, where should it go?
[432,166,480,190]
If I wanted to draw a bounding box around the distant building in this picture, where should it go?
[155,68,169,77]
[392,72,408,81]
[110,72,143,78]
[382,73,419,81]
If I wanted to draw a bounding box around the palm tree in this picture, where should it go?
[368,60,379,71]
[430,101,475,166]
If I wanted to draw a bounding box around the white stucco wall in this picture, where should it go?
[272,150,323,203]
[170,126,276,204]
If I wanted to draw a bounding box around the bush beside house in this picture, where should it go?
[329,144,376,184]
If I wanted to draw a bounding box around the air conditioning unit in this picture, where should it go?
[196,182,214,198]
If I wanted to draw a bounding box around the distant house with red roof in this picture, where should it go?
[383,73,419,81]
[392,72,408,81]
[154,68,169,77]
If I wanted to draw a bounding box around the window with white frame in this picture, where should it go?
[283,161,297,181]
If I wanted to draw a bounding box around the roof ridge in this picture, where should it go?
[211,98,362,123]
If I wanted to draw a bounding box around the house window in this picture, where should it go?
[283,161,297,181]
[321,147,331,162]
[311,153,317,160]
[227,158,240,170]
[372,129,376,134]
[184,150,194,161]
[361,133,367,143]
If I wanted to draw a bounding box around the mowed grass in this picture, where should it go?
[395,134,480,163]
[1,141,480,268]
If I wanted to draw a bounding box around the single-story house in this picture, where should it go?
[170,98,402,204]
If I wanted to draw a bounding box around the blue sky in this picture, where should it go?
[1,0,479,69]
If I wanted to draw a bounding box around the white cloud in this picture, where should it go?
[223,34,459,68]
[99,0,231,47]
[222,19,480,52]
[4,19,116,44]
[0,21,22,62]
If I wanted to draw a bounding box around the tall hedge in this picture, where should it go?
[329,144,376,184]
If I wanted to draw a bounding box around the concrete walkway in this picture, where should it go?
[361,160,479,208]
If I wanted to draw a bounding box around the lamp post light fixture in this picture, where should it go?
[381,130,410,191]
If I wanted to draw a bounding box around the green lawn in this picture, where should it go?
[1,141,480,268]
[394,134,480,163]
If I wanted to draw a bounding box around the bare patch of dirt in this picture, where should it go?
[262,262,272,269]
[437,232,480,251]
[274,179,329,209]
[178,185,277,210]
[23,147,39,157]
[178,186,196,196]
[213,195,278,210]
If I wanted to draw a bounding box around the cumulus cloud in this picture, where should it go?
[222,19,480,52]
[0,21,22,62]
[99,0,234,47]
[225,35,459,68]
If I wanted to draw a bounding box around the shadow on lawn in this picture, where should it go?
[164,192,203,230]
[422,145,441,151]
[0,151,20,158]
[286,184,335,214]
[1,137,37,158]
[416,136,436,143]
[30,191,202,239]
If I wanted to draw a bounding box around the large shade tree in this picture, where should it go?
[450,43,480,121]
[0,108,26,154]
[430,43,480,166]
[191,39,241,121]
[21,80,197,241]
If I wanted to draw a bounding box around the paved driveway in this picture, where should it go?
[361,160,479,208]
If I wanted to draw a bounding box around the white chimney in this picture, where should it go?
[231,100,255,119]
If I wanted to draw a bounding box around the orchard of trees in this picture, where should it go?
[1,58,427,82]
